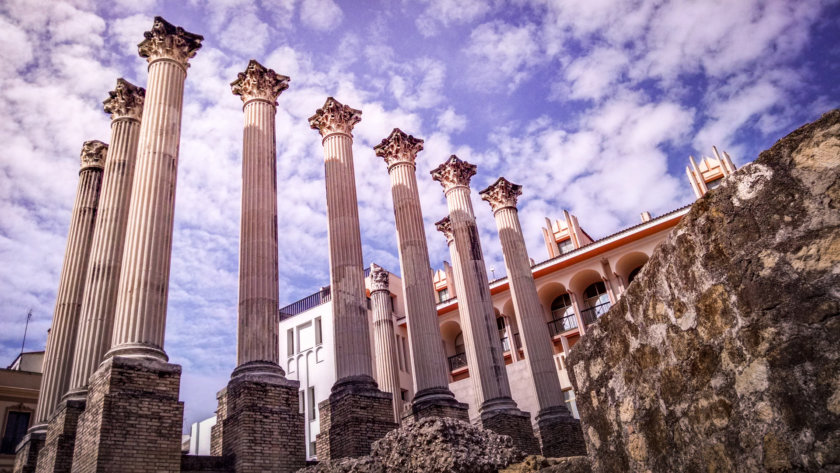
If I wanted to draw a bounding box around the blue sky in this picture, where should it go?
[1,0,838,428]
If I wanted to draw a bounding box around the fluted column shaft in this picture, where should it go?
[67,118,141,398]
[370,282,402,421]
[493,206,566,412]
[445,186,514,413]
[109,58,188,360]
[322,132,374,382]
[237,98,280,367]
[388,162,452,398]
[33,153,105,428]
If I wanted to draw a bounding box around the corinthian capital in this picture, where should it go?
[138,16,203,68]
[80,140,108,171]
[308,97,362,137]
[369,264,389,292]
[430,155,477,192]
[103,78,145,122]
[231,60,290,105]
[479,177,522,213]
[373,128,424,170]
[435,216,454,243]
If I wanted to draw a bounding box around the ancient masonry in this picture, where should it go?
[373,129,470,423]
[309,98,398,460]
[479,178,586,457]
[432,156,540,455]
[210,59,306,473]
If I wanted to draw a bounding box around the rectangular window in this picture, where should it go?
[400,389,409,401]
[308,387,316,421]
[396,335,405,371]
[287,329,295,356]
[558,238,574,255]
[402,337,411,374]
[298,390,305,414]
[299,322,314,352]
[1,411,30,454]
[437,288,449,302]
[310,441,317,458]
[314,317,322,345]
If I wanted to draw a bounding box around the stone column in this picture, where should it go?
[14,141,106,473]
[35,81,145,473]
[66,79,145,400]
[309,97,396,460]
[479,177,585,457]
[70,17,201,473]
[369,264,402,422]
[431,155,539,454]
[373,129,468,422]
[212,60,305,473]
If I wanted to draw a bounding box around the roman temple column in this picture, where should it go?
[480,177,586,457]
[309,97,396,460]
[14,141,106,473]
[369,264,402,422]
[431,155,539,454]
[373,129,468,421]
[211,59,304,473]
[70,17,201,473]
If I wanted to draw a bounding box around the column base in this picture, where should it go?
[34,399,85,473]
[315,376,398,461]
[215,367,306,473]
[479,406,541,455]
[402,387,470,425]
[535,407,587,458]
[71,356,184,473]
[13,431,45,473]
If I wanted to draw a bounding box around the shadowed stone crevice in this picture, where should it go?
[567,110,840,472]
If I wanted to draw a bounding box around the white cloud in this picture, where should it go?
[415,0,492,37]
[464,21,541,92]
[299,0,343,31]
[437,107,467,134]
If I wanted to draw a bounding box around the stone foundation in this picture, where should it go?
[71,356,183,473]
[534,408,587,458]
[402,388,470,425]
[34,399,85,473]
[215,367,305,473]
[13,432,45,473]
[479,409,540,455]
[209,387,226,457]
[315,378,398,461]
[181,454,233,473]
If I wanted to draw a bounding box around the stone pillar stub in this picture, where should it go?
[13,432,45,473]
[373,129,468,422]
[230,59,290,378]
[31,140,107,437]
[310,97,396,459]
[34,399,85,473]
[480,177,585,457]
[107,16,202,362]
[66,78,145,402]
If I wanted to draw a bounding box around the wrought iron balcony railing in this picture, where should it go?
[547,313,578,336]
[448,352,467,371]
[580,301,611,325]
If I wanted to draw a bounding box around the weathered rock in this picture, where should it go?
[299,416,526,473]
[567,109,840,472]
[500,455,591,473]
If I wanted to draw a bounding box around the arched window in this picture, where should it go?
[628,266,643,284]
[582,281,611,322]
[454,332,465,355]
[548,293,577,334]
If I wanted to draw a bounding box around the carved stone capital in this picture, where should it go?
[231,60,290,105]
[369,264,389,292]
[138,16,203,68]
[479,177,522,213]
[80,140,108,171]
[103,78,145,122]
[430,155,477,192]
[308,97,362,137]
[373,128,424,170]
[435,216,454,244]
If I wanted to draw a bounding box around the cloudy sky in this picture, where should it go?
[1,0,838,428]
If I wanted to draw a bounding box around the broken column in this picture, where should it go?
[70,17,202,473]
[431,156,539,454]
[373,129,469,422]
[479,177,586,457]
[309,97,397,460]
[14,141,106,473]
[369,264,402,422]
[212,59,305,473]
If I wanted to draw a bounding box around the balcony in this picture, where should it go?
[547,313,578,336]
[448,352,467,371]
[580,301,611,325]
